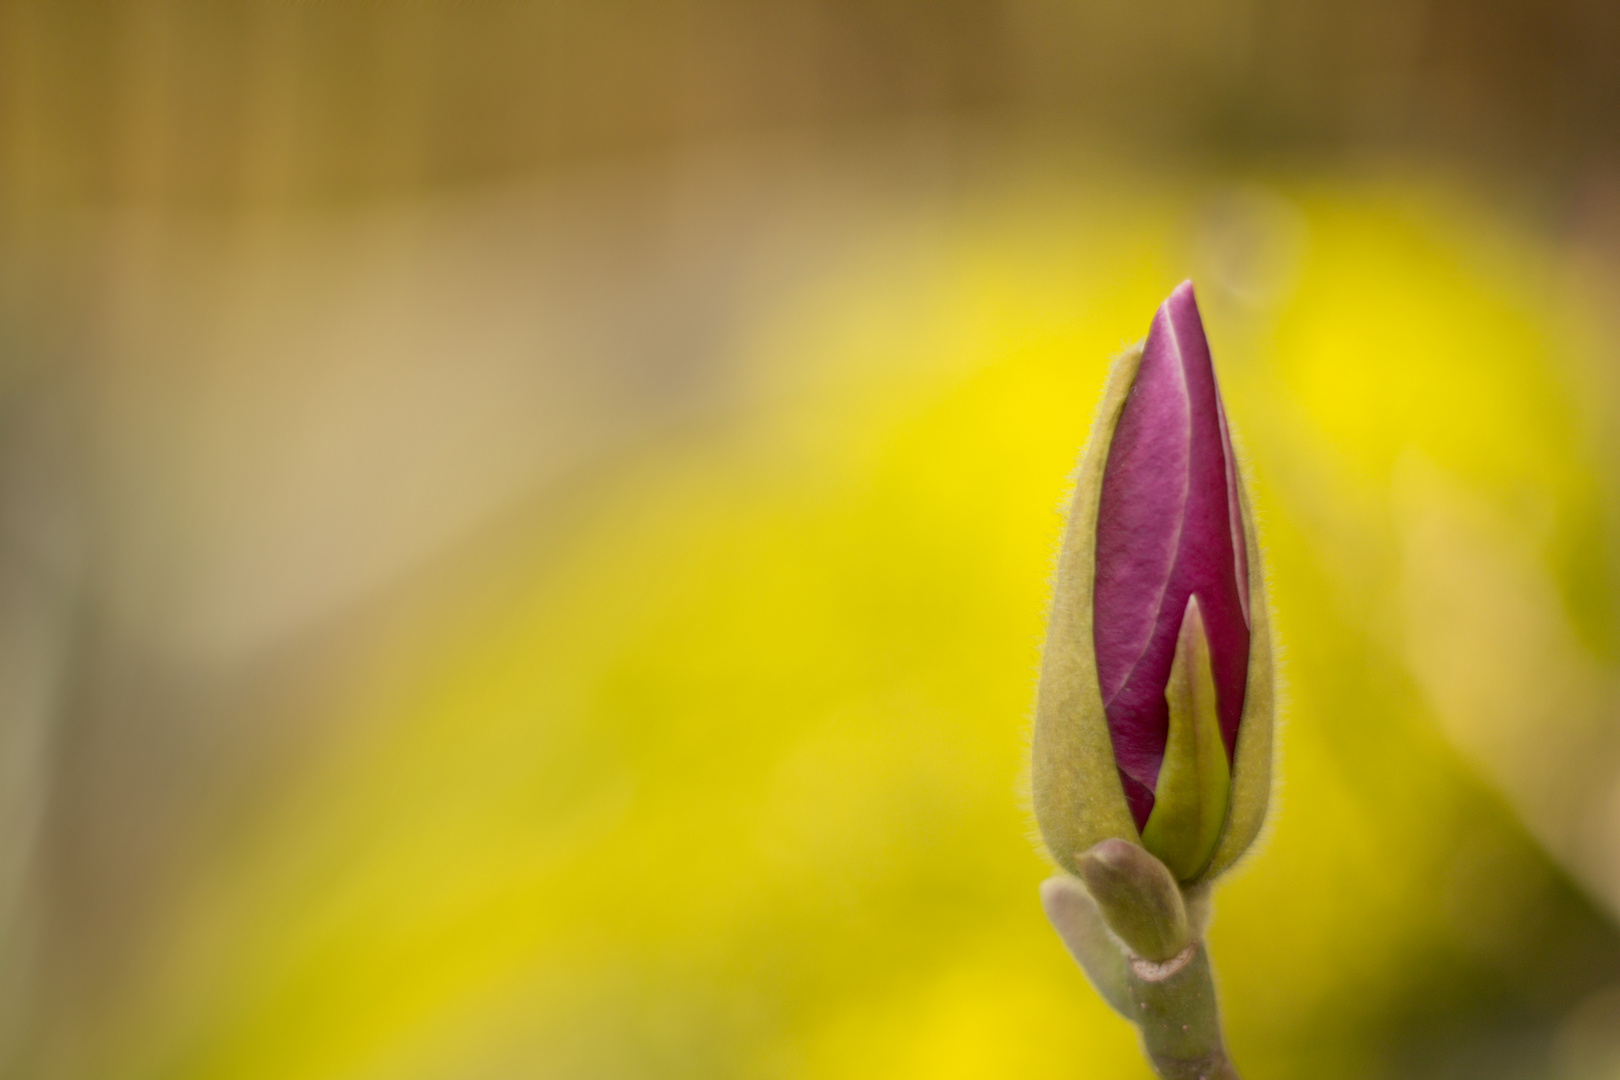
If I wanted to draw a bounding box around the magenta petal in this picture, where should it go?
[1094,306,1190,708]
[1216,392,1250,628]
[1119,769,1157,831]
[1094,282,1250,828]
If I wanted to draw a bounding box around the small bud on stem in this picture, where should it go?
[1075,838,1190,963]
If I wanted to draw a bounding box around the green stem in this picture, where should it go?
[1041,875,1240,1080]
[1125,942,1239,1080]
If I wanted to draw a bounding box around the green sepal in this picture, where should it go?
[1141,597,1231,882]
[1196,467,1274,885]
[1031,344,1146,876]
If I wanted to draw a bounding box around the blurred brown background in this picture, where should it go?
[6,1,1620,204]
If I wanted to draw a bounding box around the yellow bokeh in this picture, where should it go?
[19,173,1609,1080]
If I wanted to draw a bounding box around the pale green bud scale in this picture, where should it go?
[1139,596,1231,882]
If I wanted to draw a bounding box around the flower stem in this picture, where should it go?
[1126,942,1239,1080]
[1041,875,1240,1080]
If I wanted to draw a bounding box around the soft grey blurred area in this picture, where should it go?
[0,142,905,1071]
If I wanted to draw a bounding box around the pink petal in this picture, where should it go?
[1094,282,1250,827]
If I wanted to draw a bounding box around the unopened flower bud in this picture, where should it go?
[1033,281,1274,886]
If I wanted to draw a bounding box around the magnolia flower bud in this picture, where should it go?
[1033,281,1273,886]
[1074,838,1191,962]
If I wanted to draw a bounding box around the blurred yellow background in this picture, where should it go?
[4,4,1620,1079]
